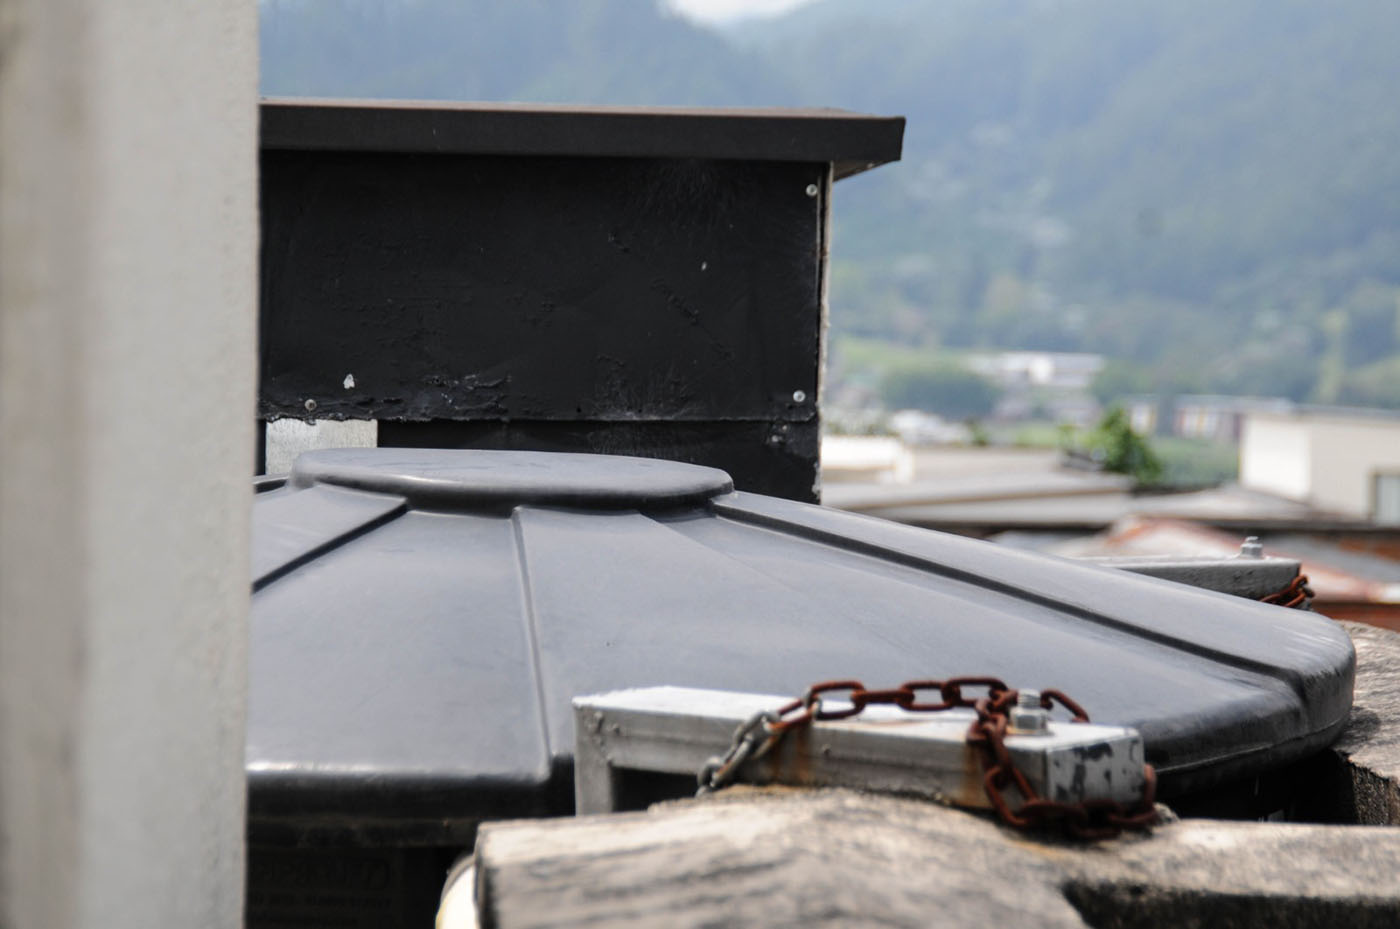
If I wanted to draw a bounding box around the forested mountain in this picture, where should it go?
[260,0,788,105]
[261,0,1400,407]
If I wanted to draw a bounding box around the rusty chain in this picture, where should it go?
[1260,572,1313,609]
[697,677,1158,840]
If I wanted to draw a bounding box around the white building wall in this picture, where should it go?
[1304,416,1400,517]
[0,2,257,928]
[1239,415,1313,502]
[1242,412,1400,518]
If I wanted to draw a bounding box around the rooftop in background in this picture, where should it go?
[821,439,1354,536]
[1046,516,1400,631]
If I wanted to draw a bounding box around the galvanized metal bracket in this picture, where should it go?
[1087,553,1301,601]
[573,686,1146,815]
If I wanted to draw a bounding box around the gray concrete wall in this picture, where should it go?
[0,2,258,927]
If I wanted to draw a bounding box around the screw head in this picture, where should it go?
[805,183,819,197]
[792,390,807,403]
[303,398,317,413]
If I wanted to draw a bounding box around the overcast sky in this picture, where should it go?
[665,0,816,25]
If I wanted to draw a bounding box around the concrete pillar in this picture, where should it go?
[0,2,258,927]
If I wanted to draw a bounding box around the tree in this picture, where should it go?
[878,361,999,420]
[1085,407,1162,485]
[1090,360,1154,406]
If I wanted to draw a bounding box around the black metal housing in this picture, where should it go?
[258,99,905,501]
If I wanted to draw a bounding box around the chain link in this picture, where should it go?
[696,677,1158,839]
[1260,572,1313,609]
[696,709,782,795]
[695,571,1303,825]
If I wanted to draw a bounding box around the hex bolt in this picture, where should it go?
[1009,689,1050,735]
[1240,536,1264,559]
[805,183,819,197]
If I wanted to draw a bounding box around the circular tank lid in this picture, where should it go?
[288,447,733,510]
[248,449,1355,842]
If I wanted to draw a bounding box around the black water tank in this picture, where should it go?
[246,448,1354,926]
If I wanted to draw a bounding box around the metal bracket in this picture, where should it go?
[573,686,1147,815]
[1087,553,1301,601]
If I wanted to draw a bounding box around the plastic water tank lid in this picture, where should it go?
[289,447,734,509]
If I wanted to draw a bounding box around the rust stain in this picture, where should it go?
[954,743,988,808]
[766,725,815,785]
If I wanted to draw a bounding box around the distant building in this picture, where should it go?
[1122,395,1160,435]
[886,409,972,446]
[1241,407,1400,524]
[1047,393,1102,428]
[821,435,915,484]
[1172,395,1293,442]
[970,351,1104,426]
[1114,394,1293,441]
[967,351,1104,391]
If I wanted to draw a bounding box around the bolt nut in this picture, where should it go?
[1009,706,1050,734]
[1009,690,1049,734]
[1240,536,1264,559]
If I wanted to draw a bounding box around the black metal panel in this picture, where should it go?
[261,98,906,180]
[259,100,905,500]
[260,150,823,425]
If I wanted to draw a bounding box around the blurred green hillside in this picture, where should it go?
[262,0,1400,408]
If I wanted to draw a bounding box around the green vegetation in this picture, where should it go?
[999,418,1237,488]
[832,336,949,383]
[1083,408,1162,485]
[260,0,1400,411]
[878,361,998,420]
[1000,421,1075,450]
[1339,356,1400,409]
[1151,437,1240,488]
